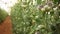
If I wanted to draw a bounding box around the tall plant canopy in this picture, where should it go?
[11,0,60,34]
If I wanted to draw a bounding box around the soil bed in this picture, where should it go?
[0,16,12,34]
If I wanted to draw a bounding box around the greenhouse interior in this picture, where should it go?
[0,0,60,34]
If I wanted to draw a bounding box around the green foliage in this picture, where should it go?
[0,8,8,23]
[37,0,41,4]
[11,0,60,34]
[53,0,59,4]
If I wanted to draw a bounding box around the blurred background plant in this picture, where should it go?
[11,0,60,34]
[0,8,8,24]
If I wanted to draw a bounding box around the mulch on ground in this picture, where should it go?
[0,16,12,34]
